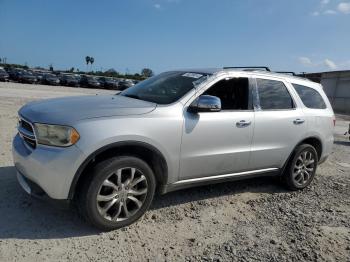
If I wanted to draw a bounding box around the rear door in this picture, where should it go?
[250,76,305,170]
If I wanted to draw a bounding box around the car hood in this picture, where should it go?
[19,95,157,125]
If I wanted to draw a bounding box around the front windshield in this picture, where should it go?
[120,71,211,104]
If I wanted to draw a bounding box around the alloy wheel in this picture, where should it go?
[292,150,316,186]
[96,167,148,221]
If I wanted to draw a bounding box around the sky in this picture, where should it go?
[1,0,350,74]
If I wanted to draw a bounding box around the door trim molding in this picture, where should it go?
[160,167,280,194]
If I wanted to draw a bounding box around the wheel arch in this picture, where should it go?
[297,136,323,161]
[68,141,169,199]
[281,136,323,175]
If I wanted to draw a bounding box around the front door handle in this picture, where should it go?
[236,120,251,128]
[293,119,305,125]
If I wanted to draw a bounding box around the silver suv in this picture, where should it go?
[13,68,334,230]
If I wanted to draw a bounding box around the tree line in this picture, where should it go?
[0,56,154,80]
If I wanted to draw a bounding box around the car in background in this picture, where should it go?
[42,73,60,85]
[60,74,80,87]
[80,75,101,88]
[17,70,38,84]
[0,67,9,81]
[97,77,118,89]
[33,72,43,83]
[32,71,46,84]
[7,68,25,81]
[117,79,134,90]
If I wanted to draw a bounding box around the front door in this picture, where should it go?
[179,76,255,180]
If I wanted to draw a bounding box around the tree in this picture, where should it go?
[141,68,154,78]
[105,68,118,77]
[69,67,75,72]
[49,64,53,71]
[90,57,95,72]
[85,56,91,72]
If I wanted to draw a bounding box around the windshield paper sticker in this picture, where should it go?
[182,73,203,79]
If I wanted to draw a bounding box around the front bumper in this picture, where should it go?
[48,81,60,85]
[21,78,37,83]
[67,81,79,86]
[89,84,100,88]
[16,171,71,208]
[12,133,85,200]
[0,76,9,81]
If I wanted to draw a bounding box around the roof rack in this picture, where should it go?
[275,71,297,76]
[223,66,271,72]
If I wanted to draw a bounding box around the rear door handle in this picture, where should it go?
[293,119,305,125]
[236,120,251,128]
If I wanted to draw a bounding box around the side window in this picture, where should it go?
[292,84,327,109]
[256,79,294,110]
[203,77,251,110]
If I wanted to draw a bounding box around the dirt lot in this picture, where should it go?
[0,82,349,262]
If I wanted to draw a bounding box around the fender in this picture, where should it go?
[68,140,168,199]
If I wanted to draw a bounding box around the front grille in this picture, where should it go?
[18,118,37,149]
[21,120,33,133]
[23,136,37,148]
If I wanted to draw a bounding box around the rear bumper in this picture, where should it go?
[319,135,334,165]
[12,133,85,200]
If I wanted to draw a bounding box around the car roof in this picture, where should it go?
[173,68,312,83]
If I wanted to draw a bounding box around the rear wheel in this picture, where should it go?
[77,156,156,231]
[283,144,318,190]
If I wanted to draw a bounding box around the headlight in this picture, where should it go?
[34,123,80,147]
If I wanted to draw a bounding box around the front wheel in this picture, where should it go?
[283,144,318,190]
[77,156,156,231]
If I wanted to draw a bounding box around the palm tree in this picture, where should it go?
[85,56,90,72]
[90,57,94,71]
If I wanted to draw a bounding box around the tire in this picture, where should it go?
[283,144,318,190]
[77,156,156,231]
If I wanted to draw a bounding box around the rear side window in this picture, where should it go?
[293,84,327,109]
[256,79,294,110]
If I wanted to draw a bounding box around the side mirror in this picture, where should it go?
[188,95,221,113]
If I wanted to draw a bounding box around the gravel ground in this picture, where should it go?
[0,82,349,262]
